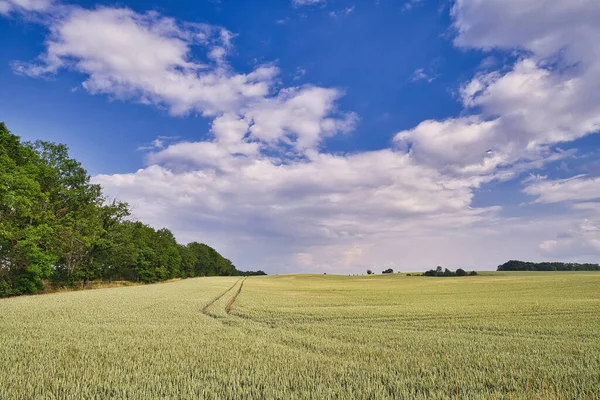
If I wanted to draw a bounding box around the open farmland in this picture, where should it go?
[1,273,600,399]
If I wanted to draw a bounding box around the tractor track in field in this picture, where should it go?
[225,277,247,314]
[201,278,242,315]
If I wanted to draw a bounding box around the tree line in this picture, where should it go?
[497,260,600,271]
[423,266,478,277]
[0,123,264,298]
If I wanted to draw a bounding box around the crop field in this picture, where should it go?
[1,273,600,399]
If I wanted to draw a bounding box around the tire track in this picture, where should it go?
[201,278,242,315]
[225,277,247,314]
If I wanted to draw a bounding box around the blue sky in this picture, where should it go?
[1,0,600,273]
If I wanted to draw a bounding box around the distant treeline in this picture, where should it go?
[237,270,267,276]
[423,267,478,277]
[497,260,600,271]
[0,122,262,298]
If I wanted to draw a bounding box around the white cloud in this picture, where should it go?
[245,86,357,149]
[12,7,278,116]
[539,220,600,258]
[410,67,437,83]
[397,60,600,177]
[137,137,173,151]
[402,0,423,12]
[522,176,600,259]
[410,68,439,83]
[452,0,600,62]
[523,175,600,204]
[397,0,600,184]
[292,0,323,6]
[478,56,497,69]
[293,67,306,80]
[12,6,353,151]
[0,0,52,15]
[453,0,600,144]
[95,149,506,272]
[329,6,355,18]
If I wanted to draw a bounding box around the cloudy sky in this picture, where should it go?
[1,0,600,273]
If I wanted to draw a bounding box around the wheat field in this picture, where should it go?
[1,272,599,399]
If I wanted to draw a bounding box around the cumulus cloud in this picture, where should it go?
[397,59,600,178]
[8,0,600,272]
[452,0,600,60]
[245,86,358,149]
[396,0,600,186]
[95,149,505,272]
[12,7,278,116]
[12,6,354,149]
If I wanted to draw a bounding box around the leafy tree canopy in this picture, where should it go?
[0,122,259,297]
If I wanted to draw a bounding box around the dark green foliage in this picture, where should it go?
[423,267,476,277]
[497,260,600,271]
[0,123,255,297]
[382,268,393,274]
[1,123,58,296]
[185,242,238,277]
[366,270,373,275]
[238,270,267,276]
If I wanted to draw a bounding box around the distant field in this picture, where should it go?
[1,273,599,399]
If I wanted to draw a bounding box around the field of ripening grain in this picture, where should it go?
[1,272,600,399]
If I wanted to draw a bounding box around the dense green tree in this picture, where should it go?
[32,140,130,287]
[186,242,238,277]
[177,244,197,278]
[0,122,257,297]
[0,123,56,296]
